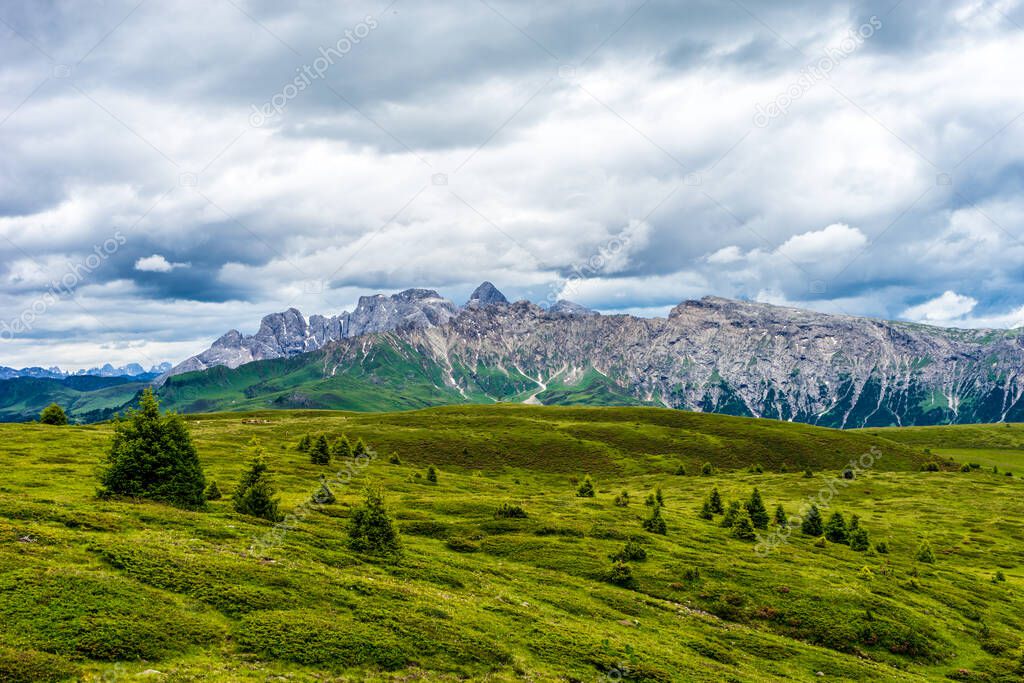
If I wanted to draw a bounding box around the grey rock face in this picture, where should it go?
[351,296,1024,427]
[161,289,457,380]
[466,281,508,307]
[546,300,597,317]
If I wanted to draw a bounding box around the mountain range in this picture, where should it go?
[0,362,171,380]
[4,282,1024,426]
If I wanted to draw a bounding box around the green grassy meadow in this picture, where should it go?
[1,406,1023,681]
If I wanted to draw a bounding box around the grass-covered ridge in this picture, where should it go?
[0,406,1022,681]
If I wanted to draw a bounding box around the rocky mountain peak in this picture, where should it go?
[467,281,508,307]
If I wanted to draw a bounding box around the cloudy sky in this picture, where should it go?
[2,0,1024,369]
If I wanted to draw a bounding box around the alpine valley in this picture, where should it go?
[4,283,1024,426]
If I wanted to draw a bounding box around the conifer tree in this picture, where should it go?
[576,475,595,497]
[205,481,222,501]
[699,498,714,520]
[232,439,282,521]
[849,526,869,551]
[614,490,630,507]
[642,504,667,535]
[99,389,206,509]
[731,508,757,540]
[297,434,312,452]
[801,504,824,536]
[331,435,353,460]
[708,487,724,514]
[824,511,849,544]
[348,483,401,556]
[311,476,336,505]
[916,540,936,564]
[745,488,769,529]
[310,435,331,465]
[353,438,369,458]
[426,465,438,483]
[774,503,788,527]
[721,500,742,528]
[655,487,665,506]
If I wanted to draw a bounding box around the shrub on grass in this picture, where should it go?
[388,452,401,464]
[842,468,855,479]
[731,508,757,540]
[916,540,936,564]
[446,537,479,553]
[642,504,667,535]
[849,527,870,551]
[875,541,889,554]
[426,465,438,483]
[348,483,401,557]
[824,511,849,544]
[700,462,714,476]
[204,481,222,501]
[99,389,206,509]
[960,463,972,473]
[922,462,940,472]
[675,465,687,475]
[494,502,528,519]
[610,539,647,562]
[774,503,788,527]
[613,490,630,507]
[745,488,769,529]
[576,475,595,497]
[232,439,282,522]
[813,536,827,548]
[644,493,656,506]
[803,468,814,478]
[39,403,68,425]
[0,647,78,683]
[310,435,331,465]
[604,561,637,588]
[297,434,311,452]
[801,504,824,536]
[993,571,1006,583]
[708,487,724,514]
[748,463,763,474]
[312,476,336,505]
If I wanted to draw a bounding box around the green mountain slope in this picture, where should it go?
[0,376,144,422]
[2,406,1022,681]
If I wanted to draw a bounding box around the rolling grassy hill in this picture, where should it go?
[1,407,1022,681]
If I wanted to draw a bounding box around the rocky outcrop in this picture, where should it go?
[161,288,459,380]
[160,285,1024,427]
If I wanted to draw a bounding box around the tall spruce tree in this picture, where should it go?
[708,487,724,514]
[310,435,331,465]
[232,439,282,521]
[731,508,757,540]
[824,511,849,544]
[99,389,206,509]
[642,504,667,535]
[801,504,824,536]
[348,483,401,556]
[774,503,788,527]
[331,435,353,459]
[745,488,769,529]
